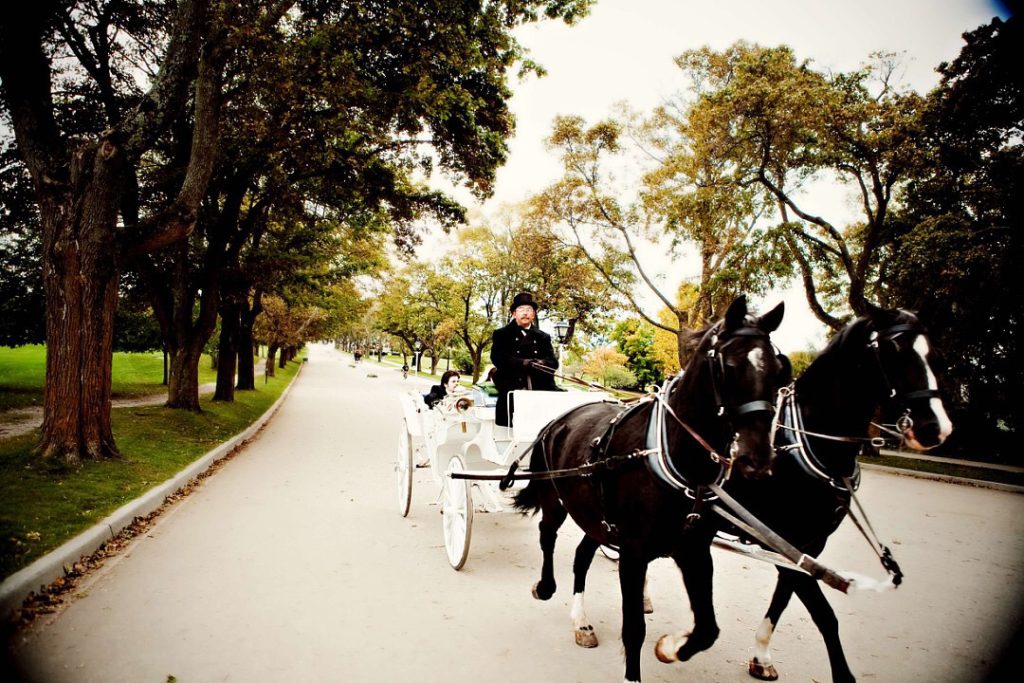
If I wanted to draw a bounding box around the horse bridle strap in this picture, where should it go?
[707,326,776,419]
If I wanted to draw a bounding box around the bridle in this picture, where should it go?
[867,323,941,442]
[645,323,779,496]
[773,322,939,454]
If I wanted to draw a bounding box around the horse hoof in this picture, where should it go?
[748,658,779,681]
[531,582,554,601]
[643,596,654,614]
[574,625,599,648]
[654,635,679,663]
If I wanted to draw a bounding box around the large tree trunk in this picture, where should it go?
[266,344,279,378]
[167,344,205,410]
[158,242,220,411]
[235,292,261,390]
[213,300,239,401]
[38,142,123,465]
[235,324,256,390]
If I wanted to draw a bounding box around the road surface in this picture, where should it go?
[7,344,1023,682]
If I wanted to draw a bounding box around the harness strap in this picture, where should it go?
[463,449,656,483]
[708,483,852,594]
[841,475,904,585]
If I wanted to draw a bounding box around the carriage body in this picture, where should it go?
[396,388,611,569]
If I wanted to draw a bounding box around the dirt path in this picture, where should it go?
[0,366,266,440]
[7,343,1022,682]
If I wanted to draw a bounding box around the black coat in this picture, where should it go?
[490,320,559,426]
[423,384,447,408]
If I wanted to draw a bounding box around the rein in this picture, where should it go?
[525,361,648,401]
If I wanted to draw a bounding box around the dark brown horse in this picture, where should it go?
[565,306,952,682]
[513,296,787,682]
[724,306,952,683]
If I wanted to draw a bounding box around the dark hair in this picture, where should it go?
[441,370,460,387]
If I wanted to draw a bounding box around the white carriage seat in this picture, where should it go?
[398,391,426,438]
[509,389,612,469]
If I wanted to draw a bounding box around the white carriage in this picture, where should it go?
[396,387,612,570]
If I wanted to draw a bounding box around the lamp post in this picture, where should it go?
[554,320,569,386]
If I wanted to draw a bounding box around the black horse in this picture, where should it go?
[513,296,787,683]
[713,305,952,683]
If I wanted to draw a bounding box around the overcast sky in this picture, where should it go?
[427,0,1010,351]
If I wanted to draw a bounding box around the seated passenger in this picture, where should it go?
[423,370,462,409]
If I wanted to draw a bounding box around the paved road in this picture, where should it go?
[8,344,1023,682]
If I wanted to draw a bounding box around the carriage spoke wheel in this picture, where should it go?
[442,455,473,570]
[396,419,413,517]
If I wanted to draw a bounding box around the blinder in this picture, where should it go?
[707,325,777,422]
[868,321,941,438]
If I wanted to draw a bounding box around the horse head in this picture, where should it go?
[680,296,787,480]
[863,305,953,450]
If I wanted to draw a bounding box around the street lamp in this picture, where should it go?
[554,320,570,345]
[554,320,569,386]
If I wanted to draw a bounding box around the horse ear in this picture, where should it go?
[759,301,785,333]
[724,295,748,330]
[864,300,895,327]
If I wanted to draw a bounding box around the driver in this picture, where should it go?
[489,292,559,427]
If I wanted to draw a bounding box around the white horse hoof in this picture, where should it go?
[574,625,599,648]
[654,635,679,663]
[748,658,779,680]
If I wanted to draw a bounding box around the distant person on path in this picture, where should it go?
[423,370,462,409]
[490,292,559,427]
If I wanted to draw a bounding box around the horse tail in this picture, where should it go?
[511,427,554,516]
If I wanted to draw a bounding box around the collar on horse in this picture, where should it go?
[772,385,862,493]
[644,322,777,498]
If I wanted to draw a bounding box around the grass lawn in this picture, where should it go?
[0,358,301,580]
[0,345,218,412]
[866,453,1024,488]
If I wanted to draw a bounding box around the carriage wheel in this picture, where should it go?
[442,455,473,570]
[396,419,414,517]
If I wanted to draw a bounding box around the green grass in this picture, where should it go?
[0,359,301,580]
[0,345,218,412]
[866,453,1024,488]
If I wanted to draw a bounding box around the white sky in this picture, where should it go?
[421,0,1008,353]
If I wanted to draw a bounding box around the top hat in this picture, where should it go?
[510,292,538,312]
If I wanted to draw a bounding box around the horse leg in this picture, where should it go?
[618,552,649,682]
[643,575,654,614]
[791,573,856,683]
[655,541,720,664]
[531,499,567,601]
[748,569,797,681]
[570,535,601,647]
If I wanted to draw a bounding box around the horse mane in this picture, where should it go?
[797,307,921,392]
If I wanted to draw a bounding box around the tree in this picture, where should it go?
[684,42,928,326]
[527,104,788,366]
[0,0,223,464]
[0,1,594,462]
[581,345,634,389]
[609,318,663,390]
[884,16,1023,459]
